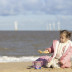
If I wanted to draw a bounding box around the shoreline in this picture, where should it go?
[0,62,72,72]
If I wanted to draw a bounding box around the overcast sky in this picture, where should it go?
[0,0,72,30]
[0,0,72,15]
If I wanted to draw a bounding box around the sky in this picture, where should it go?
[0,0,72,30]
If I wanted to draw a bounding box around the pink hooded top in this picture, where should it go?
[46,40,72,68]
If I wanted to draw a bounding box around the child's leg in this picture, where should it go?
[46,58,60,68]
[52,62,60,68]
[52,59,60,68]
[46,61,53,67]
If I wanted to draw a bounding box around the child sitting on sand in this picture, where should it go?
[33,30,72,68]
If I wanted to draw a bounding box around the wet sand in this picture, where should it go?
[0,62,72,72]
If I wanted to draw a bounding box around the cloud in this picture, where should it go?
[0,0,72,15]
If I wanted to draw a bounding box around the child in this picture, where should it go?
[33,30,72,68]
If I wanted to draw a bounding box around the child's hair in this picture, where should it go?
[60,30,71,39]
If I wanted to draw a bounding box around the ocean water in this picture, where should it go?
[0,31,72,62]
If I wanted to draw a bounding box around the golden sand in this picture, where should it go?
[0,62,72,72]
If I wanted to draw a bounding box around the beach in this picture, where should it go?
[0,31,72,72]
[0,62,72,72]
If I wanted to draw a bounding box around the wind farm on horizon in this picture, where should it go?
[0,20,61,31]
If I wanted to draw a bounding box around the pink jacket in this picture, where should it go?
[46,40,72,68]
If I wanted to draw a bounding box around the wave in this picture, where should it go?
[0,56,39,63]
[0,56,72,63]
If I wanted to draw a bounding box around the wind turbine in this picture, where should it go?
[53,22,55,31]
[49,23,51,31]
[14,21,18,31]
[57,21,60,31]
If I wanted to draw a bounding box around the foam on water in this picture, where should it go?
[0,56,72,63]
[0,56,39,62]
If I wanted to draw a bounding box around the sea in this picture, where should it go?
[0,31,72,62]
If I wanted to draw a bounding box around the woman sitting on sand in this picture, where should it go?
[33,30,72,68]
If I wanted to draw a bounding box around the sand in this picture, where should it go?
[0,62,72,72]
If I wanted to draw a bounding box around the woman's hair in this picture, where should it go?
[60,30,71,38]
